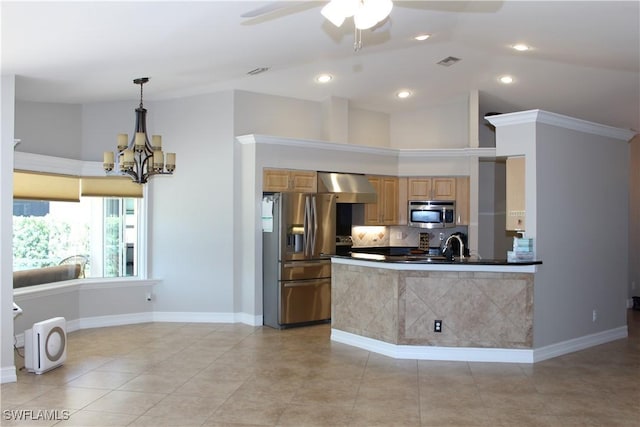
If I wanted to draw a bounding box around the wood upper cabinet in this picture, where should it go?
[263,168,317,192]
[365,175,399,225]
[407,177,456,200]
[506,157,526,231]
[455,176,470,226]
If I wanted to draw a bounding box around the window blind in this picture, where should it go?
[13,171,80,202]
[80,177,143,198]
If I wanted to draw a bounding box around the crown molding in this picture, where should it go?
[14,152,105,176]
[236,134,495,159]
[485,110,636,142]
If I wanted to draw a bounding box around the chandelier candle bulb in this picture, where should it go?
[153,150,164,170]
[152,135,162,150]
[103,151,114,170]
[117,134,129,151]
[165,153,176,172]
[123,149,134,169]
[134,132,146,151]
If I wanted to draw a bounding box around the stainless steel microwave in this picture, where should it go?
[408,200,456,228]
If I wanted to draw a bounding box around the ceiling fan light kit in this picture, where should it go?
[322,0,393,30]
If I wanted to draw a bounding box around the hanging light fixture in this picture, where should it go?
[103,77,175,184]
[321,0,393,51]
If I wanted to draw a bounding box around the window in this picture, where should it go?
[13,197,140,278]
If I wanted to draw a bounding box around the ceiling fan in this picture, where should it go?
[241,1,502,50]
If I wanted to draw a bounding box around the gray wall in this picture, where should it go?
[533,123,629,347]
[147,91,236,315]
[15,101,82,158]
[630,135,640,300]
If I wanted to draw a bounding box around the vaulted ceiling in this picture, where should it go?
[2,1,638,131]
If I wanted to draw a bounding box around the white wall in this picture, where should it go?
[390,93,470,149]
[234,90,324,141]
[15,101,82,159]
[348,107,390,148]
[1,75,17,383]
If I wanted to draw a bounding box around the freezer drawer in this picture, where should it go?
[281,260,331,281]
[280,278,331,325]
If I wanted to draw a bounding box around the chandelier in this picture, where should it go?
[103,78,175,184]
[321,0,393,51]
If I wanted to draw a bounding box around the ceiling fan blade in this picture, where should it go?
[240,1,312,18]
[241,3,288,18]
[241,1,324,25]
[395,0,503,14]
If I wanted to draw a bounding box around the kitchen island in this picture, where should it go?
[330,254,542,363]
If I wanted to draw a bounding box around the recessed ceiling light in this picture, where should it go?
[315,74,333,83]
[499,75,514,84]
[414,34,431,41]
[396,90,412,99]
[512,43,530,51]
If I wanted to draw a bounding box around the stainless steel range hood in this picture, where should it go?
[317,172,377,203]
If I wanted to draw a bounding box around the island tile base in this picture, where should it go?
[332,262,533,350]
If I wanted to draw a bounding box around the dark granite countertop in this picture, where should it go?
[334,248,542,266]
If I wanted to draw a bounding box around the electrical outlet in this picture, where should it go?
[434,320,442,333]
[592,309,597,322]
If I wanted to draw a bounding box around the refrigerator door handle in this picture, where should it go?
[304,196,312,257]
[283,260,330,268]
[311,196,318,257]
[282,278,329,288]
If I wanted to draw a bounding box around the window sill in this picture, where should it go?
[13,277,160,299]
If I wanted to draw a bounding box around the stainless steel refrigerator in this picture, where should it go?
[262,192,336,328]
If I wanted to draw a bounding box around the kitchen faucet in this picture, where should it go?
[443,234,465,260]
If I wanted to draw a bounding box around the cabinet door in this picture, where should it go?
[432,178,456,200]
[290,171,317,192]
[380,177,398,225]
[263,169,317,192]
[263,169,291,192]
[506,157,526,231]
[364,176,382,225]
[455,176,470,225]
[407,178,432,199]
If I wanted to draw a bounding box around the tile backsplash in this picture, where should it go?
[351,225,469,250]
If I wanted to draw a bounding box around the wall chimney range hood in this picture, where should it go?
[317,172,377,203]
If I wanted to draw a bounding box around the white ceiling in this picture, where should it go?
[2,1,639,132]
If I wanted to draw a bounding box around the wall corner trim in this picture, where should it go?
[485,109,636,141]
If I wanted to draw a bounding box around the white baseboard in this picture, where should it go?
[331,329,534,363]
[77,312,154,330]
[234,312,263,326]
[332,325,629,364]
[14,311,260,349]
[152,311,236,323]
[532,326,628,362]
[1,366,17,384]
[152,311,262,326]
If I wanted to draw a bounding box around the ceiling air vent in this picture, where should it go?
[247,67,270,76]
[437,56,461,67]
